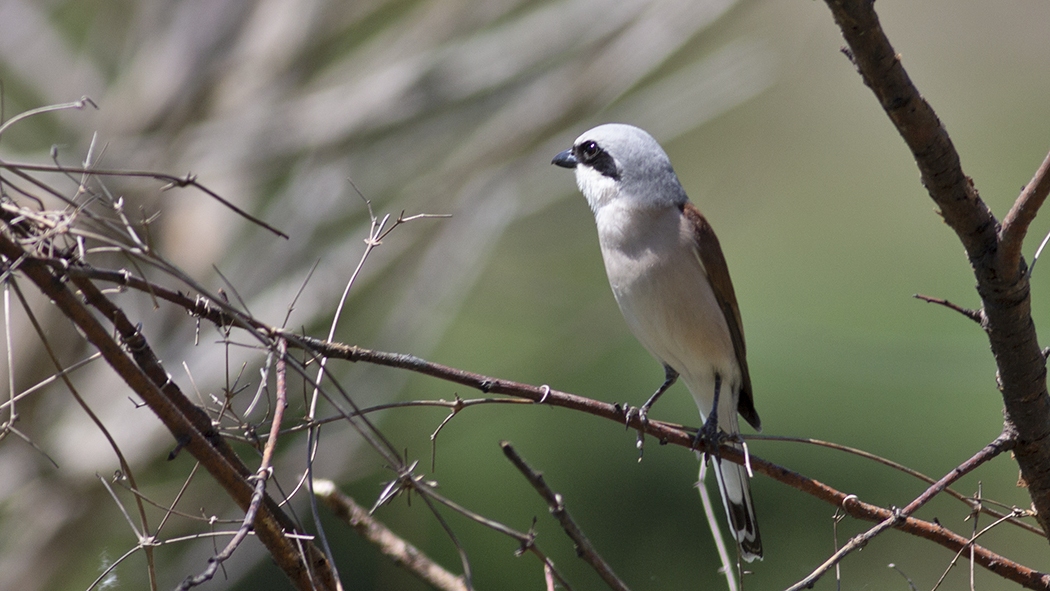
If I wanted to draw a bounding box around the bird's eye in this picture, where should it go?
[577,140,600,161]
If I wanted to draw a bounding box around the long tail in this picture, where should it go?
[709,448,762,562]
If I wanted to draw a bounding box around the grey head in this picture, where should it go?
[552,123,688,211]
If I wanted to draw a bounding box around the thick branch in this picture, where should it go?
[0,233,337,591]
[824,1,994,256]
[1001,150,1050,280]
[824,0,1050,540]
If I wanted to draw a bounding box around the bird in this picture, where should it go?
[551,123,762,561]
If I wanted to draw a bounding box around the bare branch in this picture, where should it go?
[933,507,1029,591]
[1002,149,1050,279]
[306,339,1050,588]
[823,0,1050,540]
[913,293,984,324]
[501,442,630,591]
[315,480,468,591]
[0,96,96,139]
[0,160,288,238]
[753,434,1043,536]
[177,338,289,590]
[0,230,337,591]
[786,429,1018,590]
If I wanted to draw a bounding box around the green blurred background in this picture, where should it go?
[1,0,1049,589]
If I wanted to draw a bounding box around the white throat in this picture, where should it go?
[574,165,619,214]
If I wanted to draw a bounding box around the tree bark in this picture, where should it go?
[824,0,1050,537]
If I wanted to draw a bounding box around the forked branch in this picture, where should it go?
[823,0,1050,541]
[1002,150,1050,279]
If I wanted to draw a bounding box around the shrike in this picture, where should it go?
[552,123,762,561]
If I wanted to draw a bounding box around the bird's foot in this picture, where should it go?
[623,403,652,428]
[623,403,652,461]
[691,414,726,460]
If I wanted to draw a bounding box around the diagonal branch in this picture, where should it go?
[823,0,1050,541]
[0,232,337,591]
[315,480,468,591]
[303,339,1050,589]
[0,159,288,238]
[1002,149,1050,278]
[914,293,984,324]
[501,442,630,591]
[786,428,1017,590]
[823,1,995,259]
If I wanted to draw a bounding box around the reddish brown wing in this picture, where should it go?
[682,202,760,431]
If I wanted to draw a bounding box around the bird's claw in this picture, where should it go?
[623,403,651,461]
[692,416,725,461]
[623,404,651,427]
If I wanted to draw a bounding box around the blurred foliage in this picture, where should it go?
[0,0,1049,590]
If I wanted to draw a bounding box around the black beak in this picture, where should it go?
[551,149,578,169]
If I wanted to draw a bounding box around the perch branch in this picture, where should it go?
[304,338,1050,589]
[9,247,1048,587]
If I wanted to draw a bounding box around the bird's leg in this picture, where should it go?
[640,364,678,423]
[694,374,724,457]
[628,365,678,460]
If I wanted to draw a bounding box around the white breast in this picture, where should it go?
[593,201,740,420]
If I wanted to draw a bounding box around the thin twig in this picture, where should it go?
[785,429,1016,591]
[412,479,573,591]
[913,293,983,324]
[1028,228,1050,279]
[697,461,739,591]
[0,96,96,138]
[315,480,468,591]
[501,441,630,591]
[2,282,14,439]
[933,508,1026,591]
[177,338,290,590]
[888,563,919,591]
[0,352,100,414]
[368,459,573,591]
[0,231,337,591]
[0,160,288,238]
[748,433,1042,536]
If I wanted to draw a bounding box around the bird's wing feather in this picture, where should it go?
[682,202,760,431]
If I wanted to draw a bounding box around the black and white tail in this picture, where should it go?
[710,445,762,562]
